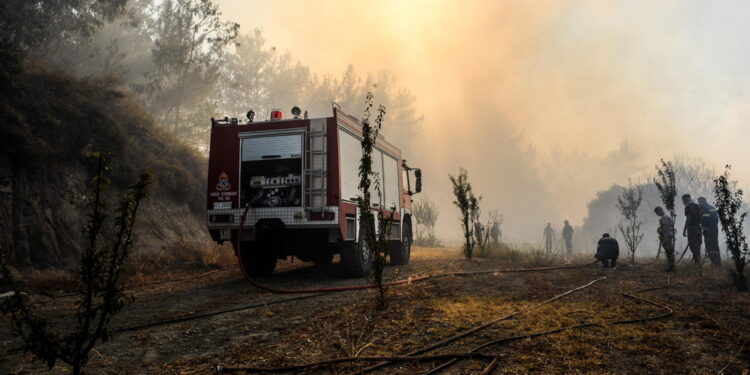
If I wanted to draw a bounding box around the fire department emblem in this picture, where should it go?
[216,171,232,191]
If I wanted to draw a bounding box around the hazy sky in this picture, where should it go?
[216,0,750,241]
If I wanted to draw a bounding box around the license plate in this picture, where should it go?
[213,202,232,209]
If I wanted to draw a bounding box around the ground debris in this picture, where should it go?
[2,247,749,374]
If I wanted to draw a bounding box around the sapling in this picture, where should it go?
[617,180,644,264]
[357,92,392,308]
[1,153,151,375]
[654,159,677,268]
[713,165,748,291]
[449,168,481,260]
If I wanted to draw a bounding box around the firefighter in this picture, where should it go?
[475,221,484,248]
[698,196,722,267]
[682,194,703,265]
[543,223,554,253]
[655,207,676,272]
[562,220,574,255]
[489,221,501,245]
[595,233,619,268]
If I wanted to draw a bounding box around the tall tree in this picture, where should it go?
[0,0,128,52]
[219,35,421,149]
[413,194,440,246]
[674,155,716,203]
[144,0,239,147]
[220,30,275,117]
[61,0,156,81]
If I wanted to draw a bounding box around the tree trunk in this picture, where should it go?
[10,163,29,267]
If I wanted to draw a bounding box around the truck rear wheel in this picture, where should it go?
[341,226,373,278]
[390,221,412,265]
[236,241,276,277]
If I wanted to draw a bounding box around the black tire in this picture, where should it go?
[341,226,373,277]
[236,241,276,277]
[390,221,412,265]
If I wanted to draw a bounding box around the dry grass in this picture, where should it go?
[477,242,564,266]
[6,242,236,295]
[128,242,235,285]
[4,267,79,294]
[174,249,750,375]
[5,247,750,375]
[410,246,461,261]
[1,63,209,269]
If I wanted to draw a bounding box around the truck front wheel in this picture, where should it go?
[390,221,412,265]
[340,226,373,278]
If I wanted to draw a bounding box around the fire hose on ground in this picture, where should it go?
[421,283,674,375]
[3,205,599,357]
[234,203,594,295]
[214,278,674,374]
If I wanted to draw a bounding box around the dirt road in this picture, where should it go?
[2,247,750,374]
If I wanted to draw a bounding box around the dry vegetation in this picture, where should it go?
[3,246,750,374]
[8,242,235,296]
[1,62,210,268]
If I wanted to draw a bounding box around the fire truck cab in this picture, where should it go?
[206,106,422,277]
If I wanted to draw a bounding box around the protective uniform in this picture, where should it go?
[475,222,484,247]
[543,224,554,253]
[562,223,574,255]
[595,235,619,268]
[699,201,721,267]
[490,222,500,245]
[658,214,676,271]
[684,201,703,264]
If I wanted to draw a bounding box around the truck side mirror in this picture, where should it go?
[414,169,422,194]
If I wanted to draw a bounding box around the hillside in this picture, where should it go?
[0,56,210,268]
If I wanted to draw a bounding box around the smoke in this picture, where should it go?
[216,0,750,242]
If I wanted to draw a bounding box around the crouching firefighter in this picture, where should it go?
[595,233,619,268]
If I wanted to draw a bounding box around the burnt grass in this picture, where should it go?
[2,247,750,374]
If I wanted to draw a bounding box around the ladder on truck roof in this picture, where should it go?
[305,118,327,210]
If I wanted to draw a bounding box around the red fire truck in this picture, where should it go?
[206,105,422,277]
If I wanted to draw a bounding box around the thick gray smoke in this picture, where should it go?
[22,0,750,244]
[213,0,750,243]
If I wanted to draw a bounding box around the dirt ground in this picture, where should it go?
[2,246,750,375]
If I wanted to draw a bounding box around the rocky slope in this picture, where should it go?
[0,58,209,268]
